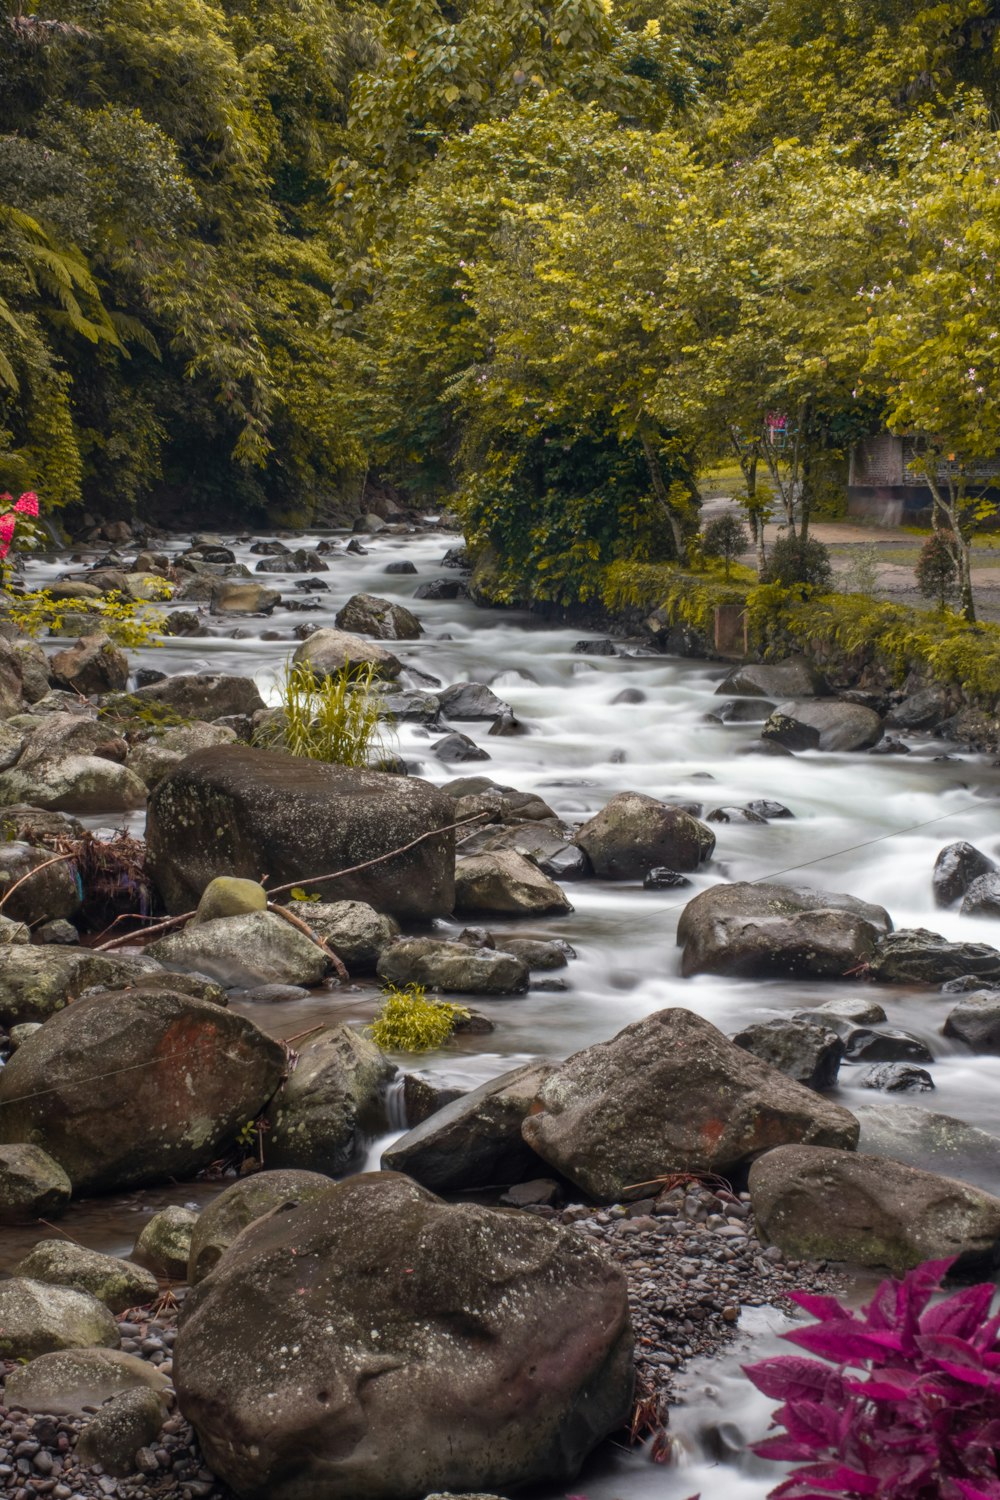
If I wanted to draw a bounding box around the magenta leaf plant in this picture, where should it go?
[744,1257,1000,1500]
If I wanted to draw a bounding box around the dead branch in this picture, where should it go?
[264,811,490,899]
[0,852,77,913]
[267,901,349,982]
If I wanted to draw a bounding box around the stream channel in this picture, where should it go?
[10,523,1000,1500]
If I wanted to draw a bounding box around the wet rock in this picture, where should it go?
[414,577,466,600]
[434,730,490,762]
[521,1007,859,1201]
[841,1026,933,1063]
[133,1205,199,1279]
[796,997,888,1026]
[264,1024,395,1175]
[150,910,328,987]
[490,936,572,970]
[611,687,646,705]
[886,687,951,730]
[255,547,328,573]
[938,706,1000,750]
[402,1073,466,1124]
[960,872,1000,917]
[870,928,1000,985]
[76,1384,166,1475]
[378,938,529,996]
[0,749,147,812]
[573,638,617,656]
[730,1018,844,1091]
[2,1346,171,1414]
[0,1144,72,1224]
[285,898,400,972]
[0,946,164,1027]
[859,1062,934,1092]
[932,841,996,907]
[36,916,78,943]
[677,881,891,979]
[852,1102,1000,1193]
[292,626,402,680]
[642,867,692,890]
[383,1062,555,1190]
[0,1278,119,1359]
[0,913,29,944]
[11,638,50,703]
[455,851,573,916]
[944,992,1000,1053]
[715,658,823,699]
[335,593,422,640]
[0,985,285,1192]
[436,682,511,722]
[188,1169,334,1284]
[193,876,268,924]
[750,1144,1000,1275]
[146,745,456,920]
[210,581,280,614]
[128,672,267,719]
[746,800,794,820]
[48,632,130,696]
[14,1241,158,1312]
[0,802,83,842]
[574,792,715,880]
[707,805,767,824]
[537,841,591,881]
[173,1173,633,1500]
[0,841,81,924]
[759,712,820,751]
[384,560,417,575]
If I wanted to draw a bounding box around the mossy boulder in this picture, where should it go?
[573,792,715,879]
[13,1240,158,1312]
[263,1025,395,1175]
[150,911,326,988]
[0,1143,72,1223]
[0,1278,120,1359]
[188,1168,334,1284]
[133,1205,199,1279]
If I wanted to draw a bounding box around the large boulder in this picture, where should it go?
[377,937,529,995]
[715,657,823,699]
[0,1278,120,1359]
[188,1169,334,1284]
[852,1102,1000,1194]
[128,673,267,720]
[0,841,81,924]
[869,928,1000,985]
[521,1008,859,1201]
[127,720,237,789]
[75,1386,166,1476]
[573,792,715,879]
[149,911,329,987]
[750,1144,1000,1275]
[285,899,399,972]
[133,1204,199,1279]
[454,851,573,916]
[335,594,422,640]
[0,753,147,813]
[436,682,511,722]
[211,581,281,615]
[677,882,891,979]
[0,634,24,717]
[48,633,129,695]
[13,1240,158,1312]
[730,1018,844,1091]
[292,628,401,680]
[263,1025,395,1174]
[766,699,884,752]
[0,984,285,1192]
[146,746,456,919]
[0,946,165,1027]
[932,841,996,907]
[382,1062,555,1190]
[2,1347,170,1414]
[173,1173,633,1500]
[944,992,1000,1052]
[0,1143,71,1223]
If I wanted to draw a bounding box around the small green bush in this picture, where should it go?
[761,533,833,589]
[257,659,390,767]
[701,513,749,580]
[367,983,470,1052]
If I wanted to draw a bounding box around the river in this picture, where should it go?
[14,523,1000,1499]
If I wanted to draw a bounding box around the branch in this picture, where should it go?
[0,852,77,914]
[267,901,349,982]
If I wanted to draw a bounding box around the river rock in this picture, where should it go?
[382,1062,555,1190]
[377,938,529,995]
[434,730,490,761]
[0,1278,120,1359]
[13,1241,158,1312]
[149,910,328,987]
[146,746,455,920]
[128,672,267,720]
[886,686,952,730]
[436,682,511,722]
[573,792,715,880]
[521,1008,859,1201]
[852,1102,1000,1193]
[335,594,422,640]
[173,1172,633,1500]
[750,1144,1000,1275]
[11,639,48,703]
[677,881,891,979]
[0,946,163,1026]
[454,851,573,916]
[0,985,285,1192]
[264,1024,395,1175]
[767,699,884,752]
[48,633,129,695]
[870,928,1000,985]
[0,841,81,924]
[211,581,281,615]
[933,841,996,906]
[293,627,401,680]
[759,711,819,751]
[795,997,888,1026]
[715,658,823,699]
[414,578,465,600]
[730,1018,843,1090]
[2,1347,171,1414]
[0,751,147,812]
[133,1205,199,1279]
[859,1062,934,1092]
[492,936,572,970]
[0,1144,72,1223]
[127,719,238,787]
[188,1169,334,1283]
[944,992,1000,1052]
[76,1385,166,1475]
[0,802,83,843]
[194,876,268,923]
[841,1025,933,1062]
[285,898,400,972]
[960,873,1000,918]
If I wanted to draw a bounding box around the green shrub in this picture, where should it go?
[6,586,167,646]
[701,513,749,580]
[761,533,833,588]
[256,659,390,767]
[366,982,470,1052]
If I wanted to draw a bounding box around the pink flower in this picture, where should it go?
[0,514,17,560]
[14,493,38,517]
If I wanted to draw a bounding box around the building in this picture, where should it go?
[848,434,1000,524]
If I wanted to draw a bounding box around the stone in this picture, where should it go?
[0,803,83,843]
[0,946,166,1027]
[707,805,767,824]
[454,851,573,916]
[794,997,888,1026]
[133,1205,199,1279]
[335,594,422,640]
[521,1007,859,1202]
[150,910,328,987]
[0,1278,119,1359]
[292,627,401,680]
[730,1018,844,1091]
[944,992,1000,1053]
[852,1102,1000,1194]
[173,1173,633,1500]
[0,913,29,943]
[264,1025,395,1175]
[643,868,692,890]
[841,1026,933,1063]
[127,721,238,789]
[2,1347,170,1414]
[934,841,997,907]
[490,936,572,970]
[211,581,281,614]
[759,711,820,751]
[76,1387,166,1476]
[870,928,1000,985]
[377,938,529,995]
[37,916,79,943]
[193,875,268,923]
[0,841,81,924]
[383,560,417,575]
[382,1062,555,1190]
[715,657,823,699]
[745,800,795,820]
[859,1062,934,1093]
[0,1144,72,1223]
[402,1074,465,1125]
[285,899,400,972]
[961,873,1000,918]
[11,639,50,703]
[125,673,264,720]
[188,1169,335,1284]
[0,985,285,1192]
[48,633,129,695]
[0,753,147,813]
[436,682,511,722]
[885,687,952,730]
[13,1241,158,1312]
[146,746,455,920]
[677,881,891,979]
[750,1144,1000,1275]
[414,578,465,600]
[768,699,884,752]
[574,792,715,879]
[434,730,490,762]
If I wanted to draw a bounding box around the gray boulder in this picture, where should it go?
[794,997,888,1026]
[127,673,267,720]
[13,1241,158,1312]
[377,938,529,996]
[0,752,147,813]
[0,1278,120,1359]
[768,699,884,752]
[286,898,400,971]
[870,928,1000,985]
[944,992,1000,1052]
[0,946,165,1027]
[574,792,715,879]
[264,1024,395,1175]
[382,1062,555,1190]
[760,712,819,751]
[173,1173,633,1500]
[48,633,129,695]
[336,594,422,640]
[730,1018,843,1090]
[933,842,995,909]
[715,658,823,699]
[961,873,1000,918]
[436,682,511,722]
[886,687,951,730]
[127,720,237,789]
[750,1144,1000,1275]
[0,1144,72,1223]
[859,1063,934,1093]
[521,1007,859,1201]
[0,841,81,925]
[853,1102,1000,1193]
[150,911,328,988]
[210,581,281,615]
[677,881,891,979]
[454,852,573,916]
[292,628,401,680]
[76,1386,165,1476]
[188,1169,334,1283]
[2,1347,170,1414]
[133,1205,199,1279]
[491,937,572,971]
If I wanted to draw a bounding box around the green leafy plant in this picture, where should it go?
[366,982,470,1052]
[98,694,190,731]
[7,586,167,647]
[255,659,392,767]
[761,534,834,590]
[701,513,749,580]
[916,531,960,614]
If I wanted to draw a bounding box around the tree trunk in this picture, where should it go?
[640,429,687,564]
[924,465,976,623]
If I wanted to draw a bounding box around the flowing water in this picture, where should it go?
[14,525,1000,1498]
